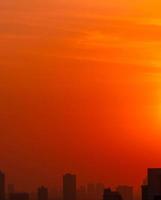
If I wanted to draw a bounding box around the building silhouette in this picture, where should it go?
[142,168,161,200]
[0,171,5,200]
[103,189,122,200]
[148,168,161,200]
[142,185,148,200]
[63,174,76,200]
[3,168,161,200]
[117,186,133,200]
[154,196,161,200]
[38,186,48,200]
[9,193,29,200]
[77,183,104,200]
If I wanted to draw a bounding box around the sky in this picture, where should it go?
[1,0,161,191]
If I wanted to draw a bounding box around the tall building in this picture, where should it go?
[63,174,76,200]
[141,168,161,200]
[148,168,161,200]
[117,186,133,200]
[0,171,5,200]
[9,193,29,200]
[141,185,148,200]
[103,189,122,200]
[38,186,48,200]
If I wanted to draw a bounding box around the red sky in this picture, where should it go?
[1,0,161,191]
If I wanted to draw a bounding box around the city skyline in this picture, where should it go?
[0,168,161,200]
[0,171,133,192]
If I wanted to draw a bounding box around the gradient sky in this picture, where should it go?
[1,0,161,191]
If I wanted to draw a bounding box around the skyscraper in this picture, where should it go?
[0,171,5,200]
[38,186,48,200]
[141,168,161,200]
[141,185,148,200]
[148,168,161,200]
[63,174,76,200]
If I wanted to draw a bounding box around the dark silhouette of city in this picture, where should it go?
[103,188,122,200]
[63,174,76,200]
[38,186,48,200]
[1,169,161,200]
[142,169,161,200]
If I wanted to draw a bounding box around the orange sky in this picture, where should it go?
[1,0,161,191]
